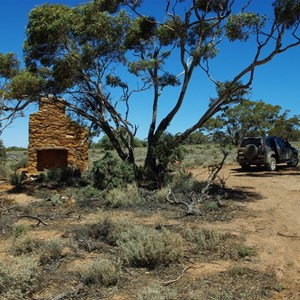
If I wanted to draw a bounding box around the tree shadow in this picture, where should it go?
[231,165,300,177]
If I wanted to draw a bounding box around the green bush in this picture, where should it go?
[183,227,222,251]
[11,235,44,256]
[151,132,185,171]
[12,224,28,238]
[75,184,102,199]
[0,214,15,235]
[238,246,256,258]
[117,225,183,269]
[104,184,140,207]
[12,235,67,265]
[78,258,121,286]
[91,152,135,190]
[11,157,27,170]
[39,238,65,265]
[0,139,6,161]
[0,162,10,180]
[0,256,39,300]
[9,172,24,189]
[38,167,83,186]
[87,217,134,246]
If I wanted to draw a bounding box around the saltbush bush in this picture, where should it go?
[11,235,44,256]
[136,284,177,300]
[183,227,222,251]
[117,225,183,269]
[78,258,121,286]
[0,256,39,300]
[104,184,140,207]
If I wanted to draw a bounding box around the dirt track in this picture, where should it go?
[194,164,300,299]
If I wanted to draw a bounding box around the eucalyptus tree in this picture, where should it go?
[1,0,300,185]
[202,100,283,145]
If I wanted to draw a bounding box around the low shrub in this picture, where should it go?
[104,184,140,208]
[238,246,256,258]
[11,235,44,256]
[117,225,183,269]
[78,258,121,286]
[9,172,24,189]
[12,235,67,264]
[91,152,135,190]
[0,256,39,300]
[87,217,134,246]
[0,162,11,180]
[0,212,16,235]
[39,238,65,265]
[12,224,28,238]
[136,284,177,300]
[36,167,83,187]
[183,227,222,252]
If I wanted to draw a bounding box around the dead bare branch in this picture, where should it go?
[0,204,48,226]
[162,266,198,286]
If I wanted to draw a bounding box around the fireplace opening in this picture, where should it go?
[36,148,68,171]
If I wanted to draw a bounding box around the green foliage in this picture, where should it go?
[269,111,300,141]
[170,172,204,194]
[94,135,146,150]
[183,227,223,252]
[152,132,185,170]
[37,167,83,187]
[0,140,6,161]
[9,71,44,100]
[12,224,28,238]
[0,256,39,300]
[11,156,28,170]
[39,238,65,265]
[117,225,183,269]
[136,284,177,300]
[91,152,135,190]
[11,235,44,256]
[125,16,157,49]
[9,172,24,189]
[104,184,140,208]
[202,100,300,145]
[226,12,265,42]
[273,0,300,29]
[238,246,256,258]
[0,53,19,78]
[78,258,121,287]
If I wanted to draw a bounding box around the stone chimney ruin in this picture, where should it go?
[27,97,89,174]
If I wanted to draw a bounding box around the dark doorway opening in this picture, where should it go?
[36,149,68,171]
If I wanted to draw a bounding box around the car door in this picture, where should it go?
[274,138,290,161]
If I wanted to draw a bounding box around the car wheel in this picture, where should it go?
[268,157,277,171]
[244,144,258,160]
[288,154,298,167]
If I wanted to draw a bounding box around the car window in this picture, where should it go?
[240,138,261,147]
[275,138,288,149]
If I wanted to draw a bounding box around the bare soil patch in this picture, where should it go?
[190,164,300,299]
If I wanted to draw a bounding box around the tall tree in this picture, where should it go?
[1,0,300,185]
[270,111,300,140]
[202,100,284,145]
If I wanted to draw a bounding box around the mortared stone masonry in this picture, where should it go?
[27,97,89,173]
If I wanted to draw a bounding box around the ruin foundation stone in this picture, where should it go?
[27,97,89,174]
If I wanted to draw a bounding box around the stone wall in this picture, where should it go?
[27,97,89,174]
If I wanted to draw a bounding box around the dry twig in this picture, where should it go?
[162,266,197,286]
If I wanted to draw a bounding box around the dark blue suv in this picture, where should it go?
[237,136,298,171]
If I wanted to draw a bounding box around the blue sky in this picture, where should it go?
[0,0,300,147]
